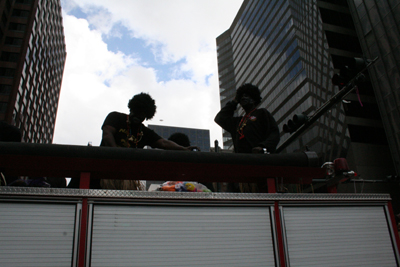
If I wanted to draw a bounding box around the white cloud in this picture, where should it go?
[54,0,243,148]
[54,14,140,145]
[62,0,242,76]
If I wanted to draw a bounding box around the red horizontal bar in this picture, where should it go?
[0,154,324,184]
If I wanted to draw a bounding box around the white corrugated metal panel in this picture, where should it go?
[0,202,77,267]
[90,205,276,267]
[282,206,398,267]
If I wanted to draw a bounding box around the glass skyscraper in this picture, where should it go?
[217,0,398,178]
[217,0,348,162]
[347,0,400,176]
[0,0,66,143]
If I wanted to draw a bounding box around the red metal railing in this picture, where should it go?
[0,142,329,267]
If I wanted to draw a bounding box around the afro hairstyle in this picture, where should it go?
[236,83,262,105]
[128,92,157,120]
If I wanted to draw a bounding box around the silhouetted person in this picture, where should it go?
[215,83,280,192]
[68,93,198,189]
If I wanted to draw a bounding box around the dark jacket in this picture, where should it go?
[215,101,280,153]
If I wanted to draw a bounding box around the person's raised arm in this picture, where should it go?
[214,99,238,132]
[101,125,118,147]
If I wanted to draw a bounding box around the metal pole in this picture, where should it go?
[276,57,378,153]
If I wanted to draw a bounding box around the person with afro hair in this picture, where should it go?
[69,93,198,190]
[214,84,280,192]
[101,92,197,151]
[215,84,280,154]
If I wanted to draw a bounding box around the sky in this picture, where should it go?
[53,0,244,148]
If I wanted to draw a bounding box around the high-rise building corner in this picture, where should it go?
[0,0,67,143]
[216,0,400,179]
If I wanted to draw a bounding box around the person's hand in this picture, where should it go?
[185,146,200,151]
[252,147,266,154]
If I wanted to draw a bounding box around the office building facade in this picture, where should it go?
[217,0,398,178]
[148,124,211,152]
[0,0,66,143]
[346,0,400,175]
[217,0,348,161]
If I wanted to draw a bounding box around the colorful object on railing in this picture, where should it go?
[158,181,212,192]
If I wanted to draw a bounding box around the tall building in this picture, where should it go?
[346,0,400,176]
[0,0,66,143]
[216,0,399,178]
[217,0,348,162]
[148,124,211,152]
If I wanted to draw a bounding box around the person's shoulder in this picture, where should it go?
[142,124,156,133]
[257,107,271,113]
[256,107,267,113]
[256,108,273,117]
[108,111,126,117]
[105,111,128,120]
[103,111,128,127]
[142,125,162,143]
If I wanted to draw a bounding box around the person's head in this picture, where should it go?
[128,93,156,124]
[236,83,262,111]
[168,132,191,147]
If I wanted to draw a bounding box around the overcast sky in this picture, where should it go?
[53,0,243,148]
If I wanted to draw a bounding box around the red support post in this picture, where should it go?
[78,198,88,267]
[267,178,276,193]
[387,201,400,255]
[274,201,286,267]
[78,172,90,267]
[79,172,90,189]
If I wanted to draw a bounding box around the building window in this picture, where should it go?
[347,124,388,145]
[15,0,33,4]
[319,8,355,30]
[8,22,27,31]
[0,84,12,95]
[1,52,19,62]
[1,12,8,26]
[12,9,30,18]
[0,102,8,113]
[5,37,23,46]
[0,68,15,78]
[6,0,12,11]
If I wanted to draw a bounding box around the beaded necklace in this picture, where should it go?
[126,115,143,148]
[237,108,256,140]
